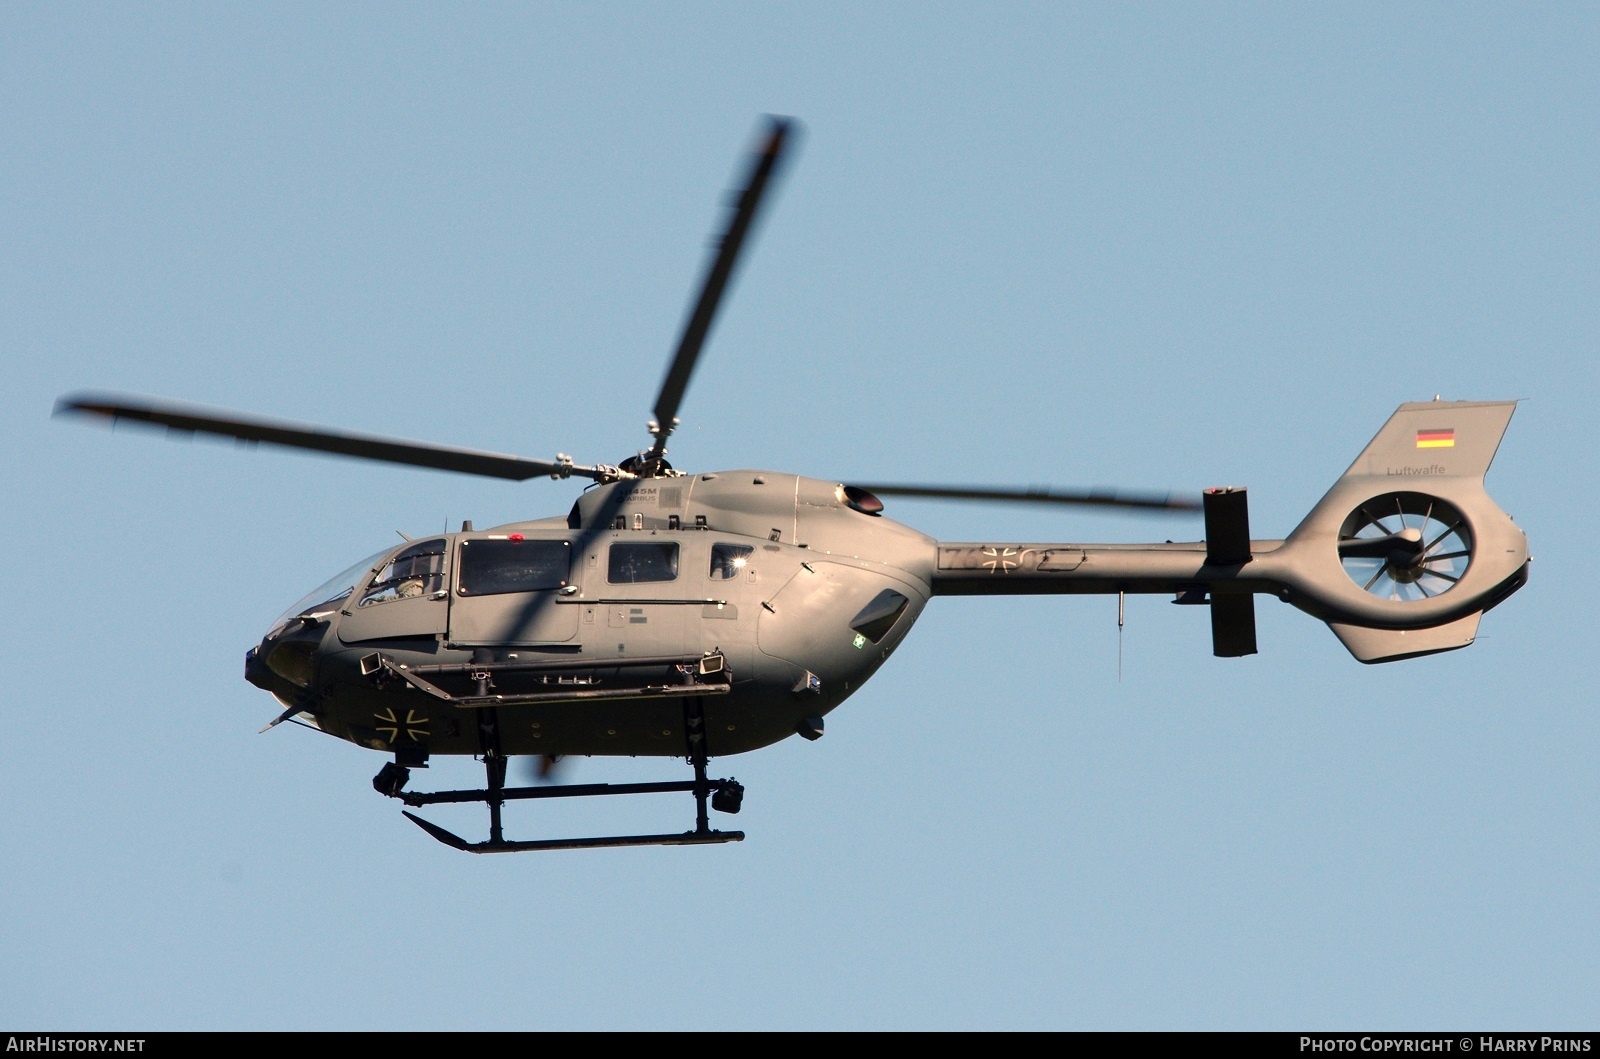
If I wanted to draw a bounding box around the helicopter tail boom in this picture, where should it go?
[929,399,1528,663]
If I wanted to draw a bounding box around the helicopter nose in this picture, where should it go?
[244,645,274,692]
[249,618,326,691]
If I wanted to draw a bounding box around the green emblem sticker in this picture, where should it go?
[852,633,867,649]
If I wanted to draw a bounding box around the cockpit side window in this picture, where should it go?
[458,539,571,596]
[710,543,753,580]
[608,541,679,584]
[359,539,447,607]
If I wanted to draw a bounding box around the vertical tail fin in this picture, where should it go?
[1325,399,1517,485]
[1278,400,1528,663]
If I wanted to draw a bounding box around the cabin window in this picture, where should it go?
[608,541,679,584]
[850,589,910,643]
[709,543,754,580]
[359,539,447,606]
[458,539,570,596]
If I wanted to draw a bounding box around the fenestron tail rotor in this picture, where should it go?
[1338,491,1472,602]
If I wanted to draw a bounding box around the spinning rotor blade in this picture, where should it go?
[850,483,1203,513]
[1337,527,1424,559]
[645,115,796,462]
[519,754,567,785]
[55,393,610,482]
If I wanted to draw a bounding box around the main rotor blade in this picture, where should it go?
[849,483,1203,513]
[646,115,796,461]
[55,393,609,482]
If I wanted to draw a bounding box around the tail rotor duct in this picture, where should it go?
[1338,491,1472,602]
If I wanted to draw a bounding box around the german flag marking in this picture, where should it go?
[1416,428,1455,449]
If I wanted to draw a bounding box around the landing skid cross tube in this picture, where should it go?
[373,697,745,853]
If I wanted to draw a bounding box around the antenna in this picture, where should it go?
[1117,590,1125,682]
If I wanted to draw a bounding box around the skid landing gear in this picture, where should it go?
[373,700,746,853]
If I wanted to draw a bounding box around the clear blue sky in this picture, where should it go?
[5,2,1596,1031]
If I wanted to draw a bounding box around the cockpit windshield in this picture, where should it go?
[267,548,389,638]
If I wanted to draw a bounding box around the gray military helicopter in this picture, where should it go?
[56,116,1529,853]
